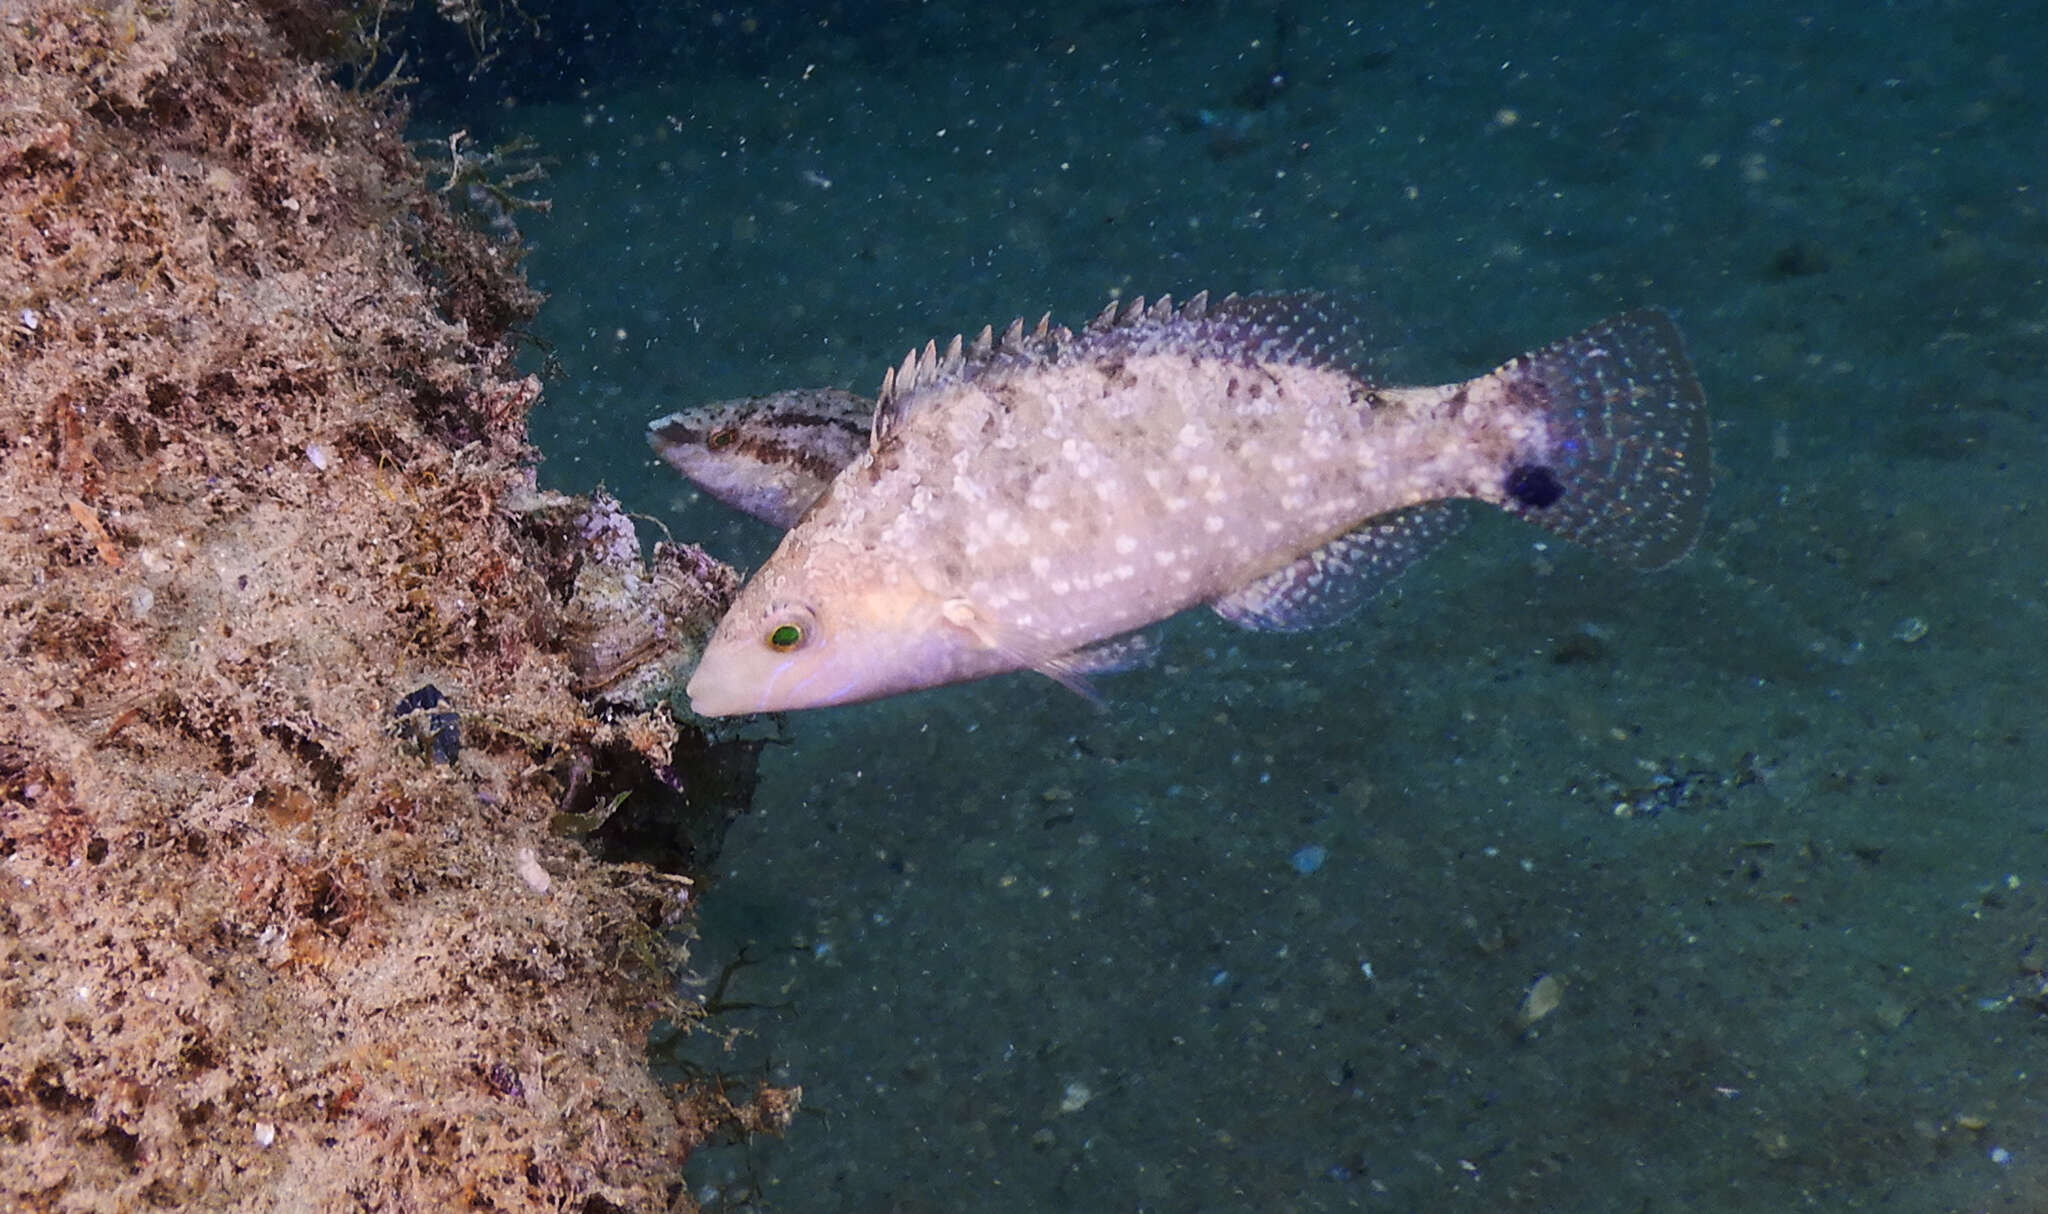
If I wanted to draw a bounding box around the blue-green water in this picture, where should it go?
[425,2,2047,1208]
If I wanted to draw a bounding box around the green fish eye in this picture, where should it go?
[767,623,804,652]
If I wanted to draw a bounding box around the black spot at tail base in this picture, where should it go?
[1506,464,1565,510]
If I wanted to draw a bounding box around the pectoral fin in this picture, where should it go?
[938,597,1114,703]
[1211,503,1464,632]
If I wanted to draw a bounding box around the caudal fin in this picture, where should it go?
[1491,309,1710,569]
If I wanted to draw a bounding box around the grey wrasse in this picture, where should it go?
[644,382,1423,681]
[685,291,1709,717]
[649,388,1174,680]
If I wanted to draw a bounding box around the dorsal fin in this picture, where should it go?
[872,342,924,452]
[1086,296,1167,332]
[869,375,890,453]
[1081,292,1220,336]
[1176,290,1390,383]
[866,291,1267,455]
[873,340,931,451]
[870,312,1059,453]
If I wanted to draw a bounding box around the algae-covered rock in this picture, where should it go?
[511,489,739,712]
[0,2,780,1208]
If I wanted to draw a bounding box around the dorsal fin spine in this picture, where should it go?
[870,366,899,452]
[869,290,1226,455]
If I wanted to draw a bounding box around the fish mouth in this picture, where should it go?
[684,661,754,718]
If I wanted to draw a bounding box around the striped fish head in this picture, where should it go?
[645,388,870,530]
[686,539,978,716]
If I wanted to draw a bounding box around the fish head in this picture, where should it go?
[648,397,753,481]
[646,389,870,530]
[686,541,977,715]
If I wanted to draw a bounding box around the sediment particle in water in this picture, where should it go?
[1516,972,1565,1029]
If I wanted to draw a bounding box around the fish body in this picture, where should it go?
[648,388,870,528]
[686,291,1708,717]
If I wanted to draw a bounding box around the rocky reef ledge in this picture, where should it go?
[0,3,785,1208]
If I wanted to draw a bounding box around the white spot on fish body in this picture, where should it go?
[1031,555,1052,576]
[1205,515,1224,533]
[1115,534,1137,555]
